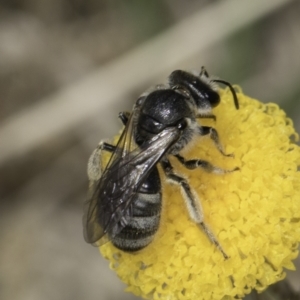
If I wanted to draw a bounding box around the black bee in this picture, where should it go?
[83,67,239,258]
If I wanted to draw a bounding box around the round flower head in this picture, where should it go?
[99,87,300,300]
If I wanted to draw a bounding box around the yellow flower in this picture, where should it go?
[99,87,300,300]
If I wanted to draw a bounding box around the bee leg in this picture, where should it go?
[161,159,228,259]
[199,66,209,77]
[87,141,116,182]
[198,126,233,157]
[100,142,116,152]
[196,113,216,121]
[118,111,130,125]
[174,154,239,174]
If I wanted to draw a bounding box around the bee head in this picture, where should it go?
[169,70,220,114]
[169,69,239,112]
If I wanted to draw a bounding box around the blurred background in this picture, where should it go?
[0,0,300,299]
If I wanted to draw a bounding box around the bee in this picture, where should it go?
[83,67,239,259]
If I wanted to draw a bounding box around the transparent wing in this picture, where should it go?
[83,104,180,246]
[83,101,139,245]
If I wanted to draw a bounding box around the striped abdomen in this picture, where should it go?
[111,166,162,252]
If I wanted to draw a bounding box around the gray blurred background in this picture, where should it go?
[0,1,300,300]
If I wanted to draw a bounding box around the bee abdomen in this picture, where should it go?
[112,192,161,252]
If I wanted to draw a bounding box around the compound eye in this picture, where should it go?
[205,90,220,107]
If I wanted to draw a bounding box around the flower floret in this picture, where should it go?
[100,88,300,300]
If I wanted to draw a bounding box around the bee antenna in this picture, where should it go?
[212,79,239,110]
